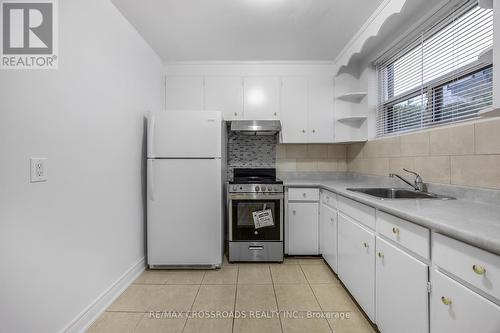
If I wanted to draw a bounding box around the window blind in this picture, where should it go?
[376,1,493,136]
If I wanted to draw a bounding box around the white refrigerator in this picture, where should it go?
[147,110,225,268]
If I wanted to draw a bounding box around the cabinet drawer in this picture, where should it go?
[377,211,430,259]
[337,196,375,230]
[431,269,500,333]
[320,190,337,209]
[288,188,319,201]
[433,233,500,301]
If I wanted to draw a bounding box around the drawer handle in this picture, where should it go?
[392,227,400,235]
[441,296,452,306]
[378,252,384,258]
[363,242,369,248]
[249,246,264,251]
[473,265,486,275]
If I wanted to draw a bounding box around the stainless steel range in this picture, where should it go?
[228,168,284,262]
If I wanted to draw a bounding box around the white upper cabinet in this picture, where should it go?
[280,77,308,143]
[243,77,280,120]
[308,76,335,142]
[279,76,334,143]
[204,76,243,120]
[165,76,204,110]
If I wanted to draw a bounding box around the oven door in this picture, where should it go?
[229,193,283,241]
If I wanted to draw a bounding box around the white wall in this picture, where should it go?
[0,1,163,332]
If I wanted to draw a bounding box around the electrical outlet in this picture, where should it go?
[30,158,48,183]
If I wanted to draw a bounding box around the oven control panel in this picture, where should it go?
[229,184,284,193]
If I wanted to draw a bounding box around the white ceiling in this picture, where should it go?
[111,0,385,62]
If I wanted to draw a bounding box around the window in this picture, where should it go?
[376,1,493,136]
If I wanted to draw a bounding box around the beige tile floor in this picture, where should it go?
[88,257,377,333]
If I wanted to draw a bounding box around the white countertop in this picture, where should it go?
[283,176,500,256]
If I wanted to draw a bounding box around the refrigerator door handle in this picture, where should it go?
[147,113,155,157]
[148,159,155,201]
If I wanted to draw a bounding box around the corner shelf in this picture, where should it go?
[478,47,493,65]
[336,92,367,103]
[479,107,500,118]
[337,116,368,123]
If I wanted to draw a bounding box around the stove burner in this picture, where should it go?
[230,168,282,185]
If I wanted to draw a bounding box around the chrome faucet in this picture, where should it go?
[389,169,425,191]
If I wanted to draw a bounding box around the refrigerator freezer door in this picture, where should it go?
[147,158,223,266]
[148,110,222,158]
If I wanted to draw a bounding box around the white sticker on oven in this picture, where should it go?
[253,209,274,229]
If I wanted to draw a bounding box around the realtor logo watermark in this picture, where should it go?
[1,0,58,69]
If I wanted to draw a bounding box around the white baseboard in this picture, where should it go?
[62,257,146,333]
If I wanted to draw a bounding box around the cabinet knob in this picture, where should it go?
[292,210,296,215]
[392,227,400,235]
[363,242,368,248]
[302,129,306,133]
[274,112,277,116]
[330,218,334,222]
[473,264,486,275]
[234,112,238,116]
[312,129,316,133]
[378,252,384,258]
[302,193,306,198]
[441,296,452,306]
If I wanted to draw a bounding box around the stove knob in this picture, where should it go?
[267,186,272,191]
[232,186,237,191]
[255,186,260,192]
[261,186,266,191]
[274,186,279,191]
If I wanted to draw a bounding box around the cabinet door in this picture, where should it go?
[308,76,334,143]
[338,213,375,321]
[288,202,319,255]
[205,76,243,120]
[376,237,429,333]
[320,203,338,272]
[280,77,308,143]
[243,77,280,120]
[165,76,204,110]
[430,269,500,333]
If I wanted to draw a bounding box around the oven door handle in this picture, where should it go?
[228,194,284,200]
[248,246,264,250]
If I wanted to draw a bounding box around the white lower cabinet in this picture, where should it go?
[430,269,500,333]
[320,202,338,272]
[376,237,429,333]
[288,202,319,255]
[338,213,375,321]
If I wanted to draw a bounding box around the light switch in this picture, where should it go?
[30,158,48,183]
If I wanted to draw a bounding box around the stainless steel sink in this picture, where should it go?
[346,188,455,200]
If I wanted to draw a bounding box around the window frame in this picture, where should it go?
[376,1,493,136]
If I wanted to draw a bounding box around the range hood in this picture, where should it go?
[230,120,281,136]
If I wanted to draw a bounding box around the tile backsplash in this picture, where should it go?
[347,118,500,190]
[227,131,277,179]
[276,144,348,173]
[227,117,500,190]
